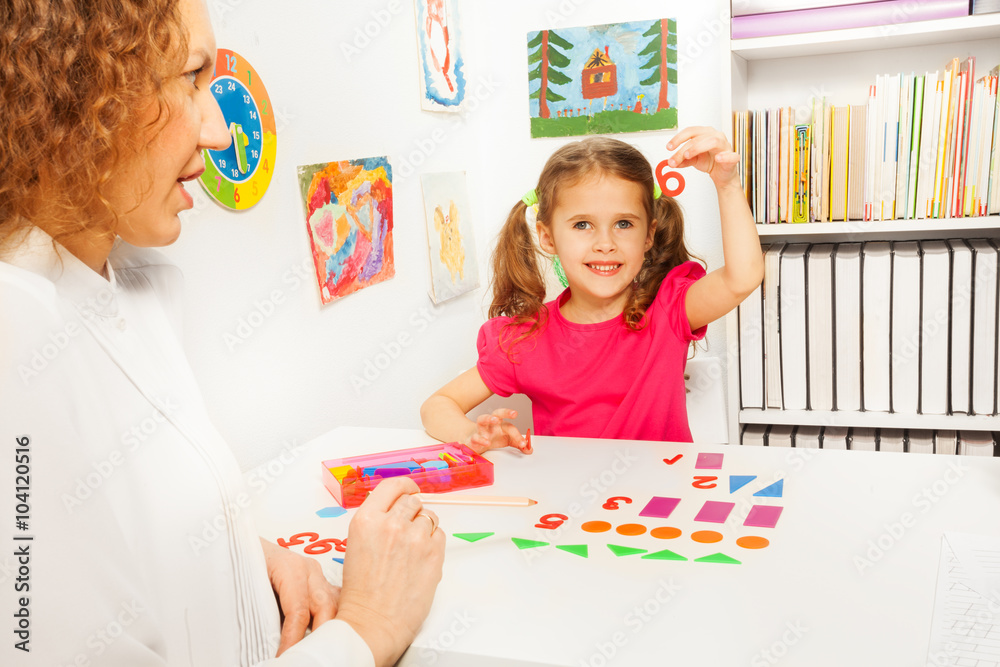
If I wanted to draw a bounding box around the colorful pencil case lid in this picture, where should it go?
[321,442,494,509]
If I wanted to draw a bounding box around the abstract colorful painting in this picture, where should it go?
[414,0,465,112]
[527,19,678,138]
[419,172,479,303]
[297,158,394,305]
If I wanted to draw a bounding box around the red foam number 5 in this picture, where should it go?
[602,496,633,510]
[277,532,319,549]
[535,513,569,530]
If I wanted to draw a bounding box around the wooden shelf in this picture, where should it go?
[731,14,1000,61]
[739,409,1000,431]
[753,216,1000,243]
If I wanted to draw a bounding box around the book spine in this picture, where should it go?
[730,0,969,39]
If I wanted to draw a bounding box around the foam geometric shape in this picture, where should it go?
[642,548,688,561]
[694,552,742,564]
[511,538,549,549]
[744,505,783,528]
[453,532,494,543]
[695,453,724,469]
[557,544,589,558]
[754,479,784,498]
[694,500,735,523]
[332,557,345,564]
[316,506,347,518]
[729,475,757,493]
[638,496,681,519]
[607,544,648,557]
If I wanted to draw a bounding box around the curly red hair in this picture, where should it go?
[0,0,187,251]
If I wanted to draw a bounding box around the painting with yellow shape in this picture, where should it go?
[297,157,395,305]
[420,171,480,303]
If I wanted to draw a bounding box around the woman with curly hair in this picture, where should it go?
[0,1,443,665]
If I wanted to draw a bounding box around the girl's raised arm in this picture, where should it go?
[668,126,764,331]
[420,368,532,455]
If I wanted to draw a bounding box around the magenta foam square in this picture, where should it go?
[694,500,735,523]
[744,505,783,528]
[638,496,681,519]
[696,453,724,469]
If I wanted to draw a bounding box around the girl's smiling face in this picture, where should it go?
[537,172,654,323]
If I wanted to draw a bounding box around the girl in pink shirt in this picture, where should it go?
[421,128,763,452]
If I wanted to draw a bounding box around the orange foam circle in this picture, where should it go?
[581,521,612,533]
[691,530,723,544]
[616,523,647,536]
[650,526,682,540]
[736,536,770,549]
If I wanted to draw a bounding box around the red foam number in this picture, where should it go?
[535,513,569,530]
[304,538,348,555]
[655,160,686,197]
[277,532,319,549]
[602,496,633,510]
[692,476,719,489]
[663,454,683,465]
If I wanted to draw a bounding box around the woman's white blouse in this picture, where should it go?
[0,227,373,667]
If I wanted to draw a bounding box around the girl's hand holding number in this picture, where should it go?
[467,408,532,455]
[666,126,740,188]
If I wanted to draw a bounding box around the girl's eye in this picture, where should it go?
[183,67,205,89]
[573,221,591,230]
[615,220,634,229]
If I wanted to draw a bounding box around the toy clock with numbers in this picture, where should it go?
[199,48,276,210]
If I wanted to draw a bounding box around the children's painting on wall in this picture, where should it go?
[527,19,678,138]
[297,158,394,305]
[420,172,479,303]
[414,0,465,112]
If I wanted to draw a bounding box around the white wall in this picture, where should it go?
[164,0,732,469]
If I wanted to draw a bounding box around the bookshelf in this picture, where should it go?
[722,13,1000,445]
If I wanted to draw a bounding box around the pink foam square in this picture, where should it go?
[638,496,681,519]
[744,505,783,528]
[696,453,724,469]
[694,500,735,523]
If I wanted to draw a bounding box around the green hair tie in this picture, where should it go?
[653,184,662,200]
[522,189,538,207]
[553,255,569,288]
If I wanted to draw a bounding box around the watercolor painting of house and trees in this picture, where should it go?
[527,18,678,138]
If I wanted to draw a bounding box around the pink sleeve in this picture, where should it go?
[476,318,518,397]
[655,261,708,342]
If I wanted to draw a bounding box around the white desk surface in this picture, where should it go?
[248,427,1000,667]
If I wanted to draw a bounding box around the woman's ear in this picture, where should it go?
[645,218,657,252]
[537,221,557,254]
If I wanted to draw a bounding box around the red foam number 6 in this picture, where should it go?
[602,496,633,510]
[656,160,685,197]
[535,513,569,530]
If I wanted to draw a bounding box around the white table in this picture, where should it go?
[248,427,1000,666]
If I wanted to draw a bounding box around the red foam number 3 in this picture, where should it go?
[692,476,718,489]
[535,513,569,530]
[602,496,633,510]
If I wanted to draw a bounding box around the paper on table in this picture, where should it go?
[926,532,1000,665]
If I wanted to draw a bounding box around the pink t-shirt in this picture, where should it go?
[477,261,707,442]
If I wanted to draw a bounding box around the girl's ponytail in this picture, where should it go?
[490,200,548,351]
[624,195,702,329]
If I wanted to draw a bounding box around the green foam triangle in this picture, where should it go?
[607,544,648,557]
[453,532,494,543]
[511,537,549,549]
[694,552,742,564]
[642,548,688,561]
[556,544,589,558]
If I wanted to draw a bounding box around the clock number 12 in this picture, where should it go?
[225,54,237,74]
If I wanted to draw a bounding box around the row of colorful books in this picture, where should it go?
[741,424,998,456]
[731,0,976,40]
[739,240,1000,415]
[732,58,1000,223]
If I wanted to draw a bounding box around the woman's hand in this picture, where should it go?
[466,408,532,455]
[336,477,446,667]
[259,537,341,656]
[665,126,740,189]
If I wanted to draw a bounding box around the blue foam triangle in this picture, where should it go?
[754,479,784,498]
[729,475,757,493]
[332,557,344,564]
